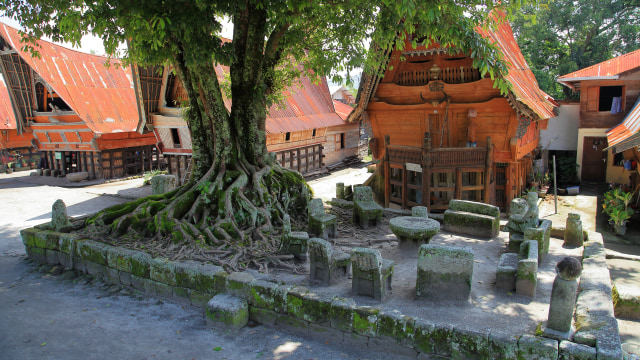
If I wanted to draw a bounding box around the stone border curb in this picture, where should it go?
[21,227,619,359]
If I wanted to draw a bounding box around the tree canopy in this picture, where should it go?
[1,0,535,272]
[512,0,640,99]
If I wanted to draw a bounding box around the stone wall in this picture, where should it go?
[21,226,621,359]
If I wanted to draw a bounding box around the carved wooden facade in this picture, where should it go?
[349,21,556,211]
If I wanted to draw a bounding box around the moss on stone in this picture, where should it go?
[353,306,380,337]
[76,241,109,265]
[150,258,177,286]
[378,311,415,345]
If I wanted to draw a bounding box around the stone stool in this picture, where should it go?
[308,238,351,285]
[351,247,394,301]
[278,214,309,260]
[416,244,473,301]
[308,198,337,239]
[564,213,583,247]
[544,257,581,339]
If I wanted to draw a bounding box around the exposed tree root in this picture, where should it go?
[80,163,311,274]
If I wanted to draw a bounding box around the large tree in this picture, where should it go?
[2,0,529,272]
[512,0,640,100]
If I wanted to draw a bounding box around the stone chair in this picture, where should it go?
[350,247,394,301]
[308,238,351,286]
[496,240,539,297]
[416,244,474,301]
[278,214,309,260]
[353,186,383,229]
[442,200,500,238]
[308,198,337,239]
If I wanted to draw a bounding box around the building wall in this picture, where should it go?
[541,104,579,151]
[576,127,628,184]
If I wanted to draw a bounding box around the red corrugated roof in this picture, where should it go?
[0,77,16,130]
[333,100,354,121]
[478,20,557,120]
[559,49,640,81]
[606,95,640,150]
[0,23,139,135]
[210,61,346,134]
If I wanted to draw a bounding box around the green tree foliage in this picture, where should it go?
[512,0,640,100]
[1,0,532,271]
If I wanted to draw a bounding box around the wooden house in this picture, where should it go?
[136,58,361,183]
[348,20,556,211]
[331,86,356,105]
[557,49,640,187]
[0,22,158,179]
[1,75,37,168]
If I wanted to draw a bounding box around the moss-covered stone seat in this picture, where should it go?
[389,216,440,250]
[442,199,500,238]
[308,198,337,239]
[351,247,394,301]
[416,244,474,301]
[352,186,383,229]
[308,237,351,286]
[278,214,309,260]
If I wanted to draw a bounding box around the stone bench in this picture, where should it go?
[308,198,337,239]
[308,238,351,286]
[442,200,500,238]
[496,253,518,292]
[416,244,473,301]
[516,240,538,298]
[278,214,309,260]
[351,247,394,301]
[353,186,383,229]
[524,219,552,263]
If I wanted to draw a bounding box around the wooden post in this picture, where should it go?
[109,150,114,179]
[140,147,145,174]
[455,168,463,200]
[61,151,67,175]
[99,152,105,179]
[384,135,390,208]
[402,163,408,209]
[176,155,182,182]
[90,152,96,179]
[484,136,493,204]
[422,132,431,207]
[296,148,301,173]
[47,151,53,170]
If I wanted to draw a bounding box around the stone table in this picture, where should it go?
[389,216,440,251]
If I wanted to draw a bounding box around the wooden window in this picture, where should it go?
[336,133,345,149]
[613,151,624,167]
[587,86,624,112]
[312,128,317,137]
[171,128,181,148]
[285,132,291,141]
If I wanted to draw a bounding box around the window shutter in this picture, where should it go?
[587,87,599,112]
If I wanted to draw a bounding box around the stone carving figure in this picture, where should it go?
[506,192,539,234]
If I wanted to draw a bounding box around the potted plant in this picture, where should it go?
[602,188,636,236]
[610,207,632,235]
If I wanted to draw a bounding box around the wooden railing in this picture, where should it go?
[396,66,481,86]
[430,147,486,168]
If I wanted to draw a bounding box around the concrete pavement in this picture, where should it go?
[0,171,406,360]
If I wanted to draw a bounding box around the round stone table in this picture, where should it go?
[389,216,440,250]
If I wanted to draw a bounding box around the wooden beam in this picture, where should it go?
[455,168,462,200]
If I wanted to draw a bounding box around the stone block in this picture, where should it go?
[368,336,419,358]
[579,268,612,294]
[172,286,191,304]
[329,296,356,332]
[614,284,640,320]
[130,274,146,291]
[443,209,500,238]
[509,232,524,253]
[51,199,73,232]
[149,257,177,286]
[326,198,353,209]
[66,171,88,182]
[190,290,214,307]
[225,271,255,300]
[487,332,518,360]
[275,313,309,335]
[106,247,137,273]
[249,307,277,326]
[416,244,473,301]
[287,288,334,325]
[412,206,429,218]
[129,251,153,278]
[26,246,47,263]
[517,334,558,360]
[20,227,40,247]
[516,240,538,298]
[34,231,62,250]
[378,311,415,347]
[46,249,60,265]
[72,257,86,272]
[58,251,73,269]
[451,327,491,360]
[558,341,596,360]
[104,266,121,285]
[43,169,51,176]
[249,279,279,310]
[175,260,225,293]
[413,319,453,356]
[352,306,380,337]
[76,240,109,266]
[206,294,249,330]
[524,219,552,263]
[85,261,105,280]
[564,213,583,247]
[151,174,177,195]
[58,233,81,254]
[448,199,500,217]
[144,279,173,298]
[119,271,132,286]
[496,253,518,292]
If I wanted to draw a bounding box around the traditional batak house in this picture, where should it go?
[0,22,158,179]
[1,75,36,168]
[136,56,361,183]
[557,49,640,188]
[348,18,556,211]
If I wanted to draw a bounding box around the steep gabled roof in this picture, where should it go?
[333,99,354,121]
[348,18,556,122]
[209,56,346,134]
[558,49,640,88]
[606,95,640,153]
[0,76,17,130]
[0,22,140,135]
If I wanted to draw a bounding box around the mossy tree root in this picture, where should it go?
[80,162,310,273]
